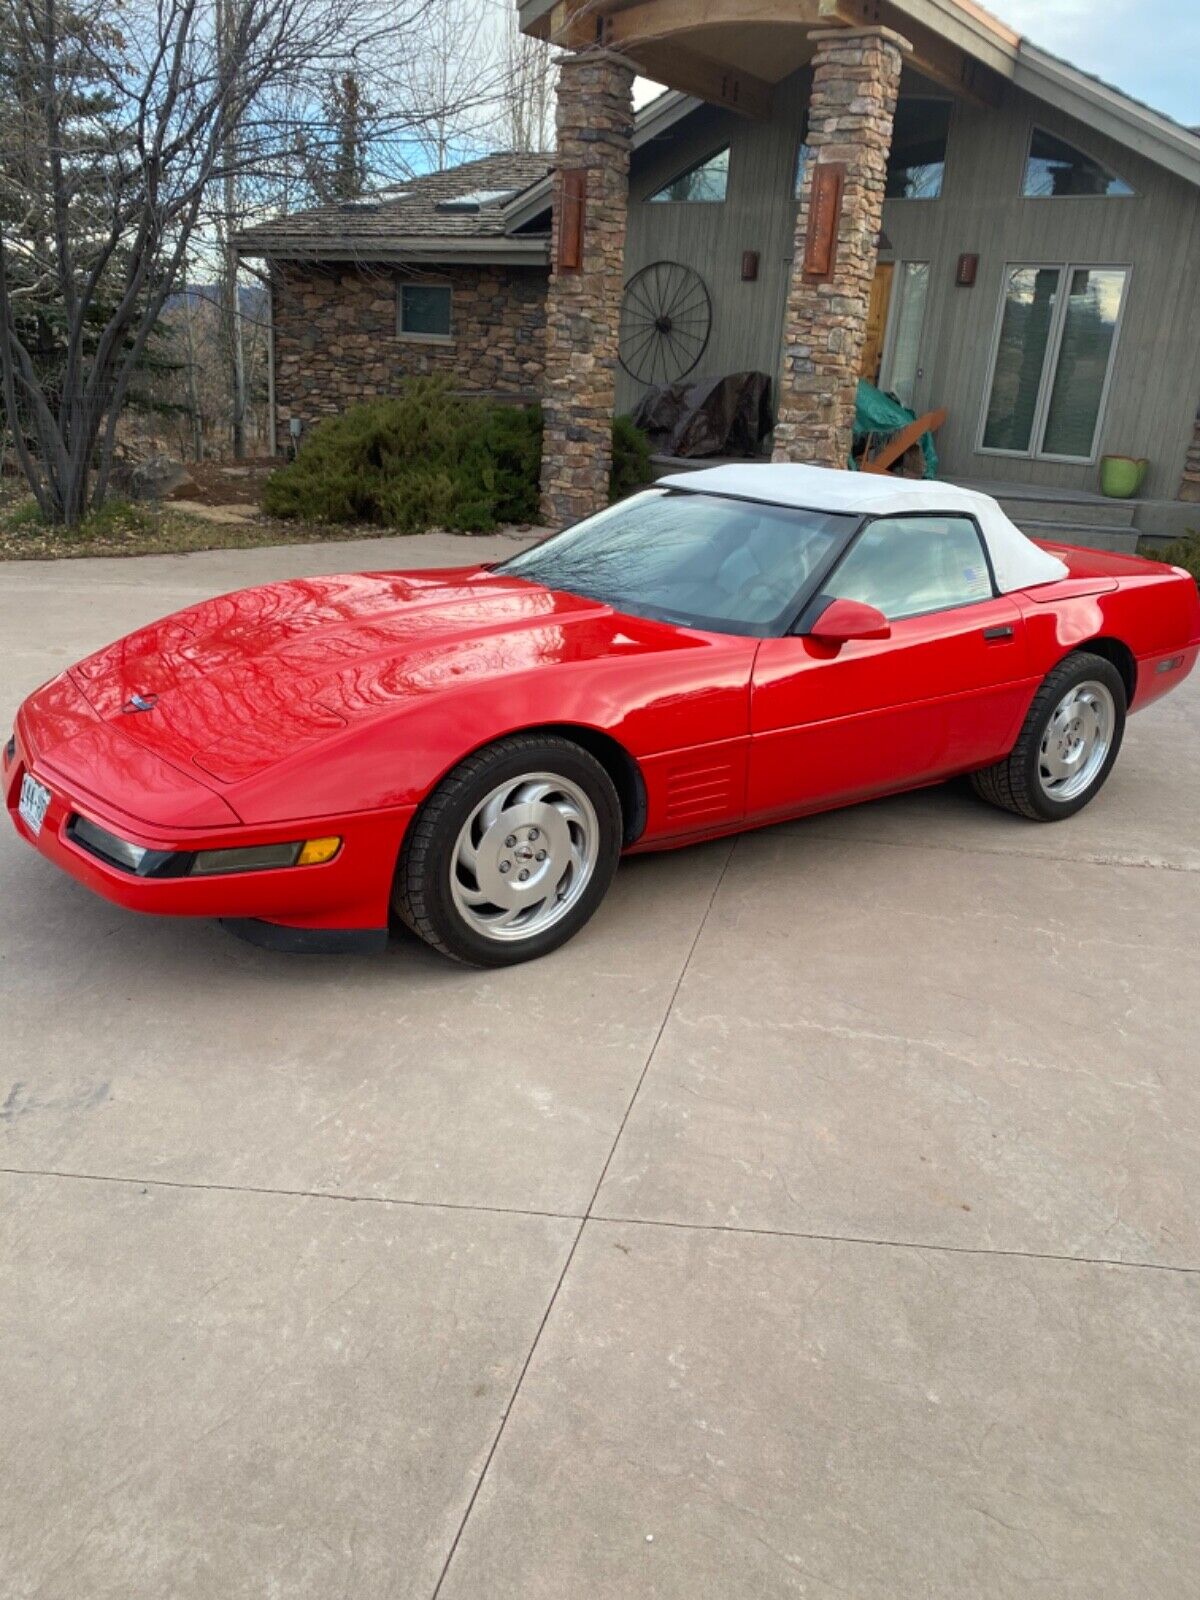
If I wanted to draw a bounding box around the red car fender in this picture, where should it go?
[223,637,759,830]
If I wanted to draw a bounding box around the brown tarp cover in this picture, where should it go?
[630,371,773,459]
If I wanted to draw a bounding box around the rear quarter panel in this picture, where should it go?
[1018,547,1200,712]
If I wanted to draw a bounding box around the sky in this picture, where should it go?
[967,0,1197,126]
[631,1,1199,126]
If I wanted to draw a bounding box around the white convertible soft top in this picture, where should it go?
[658,463,1070,595]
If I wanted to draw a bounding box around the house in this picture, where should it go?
[235,0,1200,546]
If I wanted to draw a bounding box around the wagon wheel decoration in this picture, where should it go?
[619,261,712,386]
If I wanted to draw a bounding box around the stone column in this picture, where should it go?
[773,27,909,468]
[539,49,635,528]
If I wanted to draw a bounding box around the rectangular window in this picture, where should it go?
[881,261,930,409]
[885,98,951,199]
[980,264,1129,462]
[398,283,452,339]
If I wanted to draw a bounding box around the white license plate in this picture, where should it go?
[19,773,51,836]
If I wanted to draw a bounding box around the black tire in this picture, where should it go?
[393,735,623,966]
[970,650,1126,821]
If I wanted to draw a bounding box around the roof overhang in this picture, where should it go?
[233,234,551,266]
[525,0,1019,116]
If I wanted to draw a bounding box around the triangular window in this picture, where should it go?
[1023,129,1133,197]
[647,147,729,203]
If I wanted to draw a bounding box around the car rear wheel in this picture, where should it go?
[970,650,1126,821]
[393,735,623,965]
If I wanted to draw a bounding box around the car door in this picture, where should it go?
[748,513,1035,821]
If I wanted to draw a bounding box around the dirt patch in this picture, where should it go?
[169,458,278,509]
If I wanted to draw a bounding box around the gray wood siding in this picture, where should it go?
[618,75,808,415]
[621,71,1200,499]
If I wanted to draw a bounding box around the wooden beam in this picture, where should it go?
[549,0,998,112]
[606,0,828,41]
[892,13,1003,106]
[816,0,864,24]
[547,0,772,117]
[626,39,775,119]
[822,0,1003,105]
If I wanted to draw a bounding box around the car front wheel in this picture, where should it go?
[970,650,1126,821]
[393,734,623,965]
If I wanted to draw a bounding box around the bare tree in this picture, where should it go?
[297,73,374,203]
[0,0,567,521]
[378,0,503,175]
[216,0,247,458]
[0,0,396,523]
[497,7,557,153]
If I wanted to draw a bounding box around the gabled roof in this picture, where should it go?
[234,94,704,263]
[233,152,554,262]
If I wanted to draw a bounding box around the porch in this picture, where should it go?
[521,0,1200,527]
[528,4,936,524]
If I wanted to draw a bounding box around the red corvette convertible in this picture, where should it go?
[7,465,1199,965]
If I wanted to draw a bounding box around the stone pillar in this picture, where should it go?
[539,49,635,528]
[773,27,909,468]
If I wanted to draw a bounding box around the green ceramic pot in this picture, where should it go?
[1100,455,1149,498]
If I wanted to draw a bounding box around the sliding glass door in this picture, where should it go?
[981,264,1129,462]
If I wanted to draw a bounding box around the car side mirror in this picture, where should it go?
[808,597,891,647]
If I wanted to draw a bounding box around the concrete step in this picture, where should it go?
[992,495,1138,529]
[1015,520,1142,554]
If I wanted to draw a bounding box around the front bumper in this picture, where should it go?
[4,724,411,941]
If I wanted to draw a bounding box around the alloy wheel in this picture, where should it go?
[1037,680,1115,802]
[449,772,600,943]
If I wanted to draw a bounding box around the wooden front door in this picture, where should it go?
[860,262,894,385]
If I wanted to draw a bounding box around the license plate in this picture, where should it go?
[19,773,51,837]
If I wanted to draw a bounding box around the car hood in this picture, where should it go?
[67,566,700,784]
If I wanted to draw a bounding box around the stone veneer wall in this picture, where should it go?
[272,261,547,438]
[538,50,635,528]
[773,27,908,468]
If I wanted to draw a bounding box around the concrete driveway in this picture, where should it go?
[2,535,1198,1599]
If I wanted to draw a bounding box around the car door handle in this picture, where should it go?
[982,624,1015,641]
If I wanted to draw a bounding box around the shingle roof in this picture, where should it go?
[235,151,553,253]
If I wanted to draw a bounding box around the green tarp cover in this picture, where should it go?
[851,379,938,479]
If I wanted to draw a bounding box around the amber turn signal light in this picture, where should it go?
[297,836,341,866]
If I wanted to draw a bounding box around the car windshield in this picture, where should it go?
[494,489,858,635]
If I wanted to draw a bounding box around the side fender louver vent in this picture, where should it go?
[663,759,735,823]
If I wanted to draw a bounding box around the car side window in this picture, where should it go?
[823,515,994,621]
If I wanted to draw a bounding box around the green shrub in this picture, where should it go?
[1153,534,1200,586]
[611,414,652,501]
[263,379,542,533]
[263,380,652,533]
